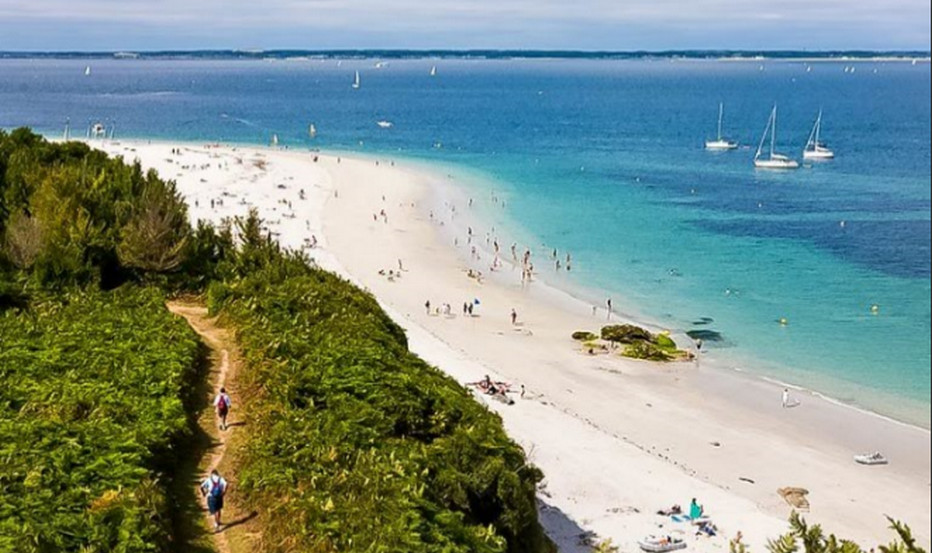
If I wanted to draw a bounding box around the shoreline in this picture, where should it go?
[402,152,931,430]
[84,137,931,551]
[79,134,930,431]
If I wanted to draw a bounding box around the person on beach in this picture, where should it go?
[782,388,791,408]
[689,498,704,520]
[425,300,431,315]
[214,387,232,431]
[606,298,613,320]
[200,469,228,533]
[511,309,518,326]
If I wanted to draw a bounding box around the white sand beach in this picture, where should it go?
[94,139,931,552]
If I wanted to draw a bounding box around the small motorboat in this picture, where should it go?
[639,536,688,553]
[376,120,394,129]
[855,452,888,466]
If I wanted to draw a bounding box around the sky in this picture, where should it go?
[0,0,929,52]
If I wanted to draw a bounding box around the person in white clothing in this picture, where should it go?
[214,387,232,431]
[200,470,228,532]
[782,388,791,409]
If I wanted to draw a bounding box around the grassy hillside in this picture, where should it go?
[210,263,553,553]
[0,287,203,552]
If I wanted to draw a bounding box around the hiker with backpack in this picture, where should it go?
[200,469,228,533]
[214,387,232,431]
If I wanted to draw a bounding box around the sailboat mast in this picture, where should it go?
[770,106,777,159]
[717,103,724,140]
[815,110,822,145]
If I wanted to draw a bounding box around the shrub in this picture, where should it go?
[0,287,201,552]
[572,330,598,341]
[216,261,553,553]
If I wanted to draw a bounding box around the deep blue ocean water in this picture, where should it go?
[1,58,929,424]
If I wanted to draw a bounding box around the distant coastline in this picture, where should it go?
[1,48,930,61]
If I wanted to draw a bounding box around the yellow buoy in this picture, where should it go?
[779,317,789,326]
[870,304,880,314]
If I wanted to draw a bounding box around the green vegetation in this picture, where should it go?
[0,287,202,552]
[1,129,553,552]
[572,330,598,341]
[209,241,553,553]
[730,513,926,553]
[579,324,689,361]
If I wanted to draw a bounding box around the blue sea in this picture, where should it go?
[1,57,929,425]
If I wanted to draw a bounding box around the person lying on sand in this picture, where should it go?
[656,505,682,516]
[468,376,516,405]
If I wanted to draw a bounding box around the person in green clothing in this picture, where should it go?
[690,498,704,520]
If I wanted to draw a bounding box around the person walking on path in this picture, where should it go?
[511,308,518,326]
[214,387,232,431]
[200,469,229,533]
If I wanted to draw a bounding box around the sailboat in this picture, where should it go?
[84,65,92,76]
[430,65,437,77]
[803,110,834,160]
[308,124,317,139]
[63,118,71,141]
[352,70,361,89]
[271,134,279,147]
[754,106,799,169]
[705,103,738,150]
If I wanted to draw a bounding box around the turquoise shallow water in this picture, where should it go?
[2,57,929,425]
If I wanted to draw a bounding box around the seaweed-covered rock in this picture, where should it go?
[572,331,598,341]
[623,340,672,361]
[601,324,654,344]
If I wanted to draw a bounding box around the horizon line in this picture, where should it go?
[2,48,930,60]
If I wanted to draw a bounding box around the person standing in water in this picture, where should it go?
[214,387,232,431]
[200,469,229,533]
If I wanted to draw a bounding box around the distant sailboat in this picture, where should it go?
[705,103,738,150]
[352,70,361,89]
[430,65,437,77]
[376,120,393,129]
[84,65,92,76]
[63,118,71,141]
[754,106,799,169]
[308,124,317,139]
[803,110,835,160]
[271,133,279,147]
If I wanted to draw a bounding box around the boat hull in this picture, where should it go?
[705,140,738,150]
[804,150,835,160]
[755,159,800,170]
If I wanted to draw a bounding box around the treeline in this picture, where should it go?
[0,127,225,291]
[0,128,554,552]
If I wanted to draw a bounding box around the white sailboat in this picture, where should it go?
[63,118,71,141]
[352,70,361,89]
[271,133,279,147]
[84,65,92,76]
[430,65,437,77]
[376,120,394,129]
[705,102,738,150]
[308,124,317,139]
[803,110,834,160]
[754,106,799,169]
